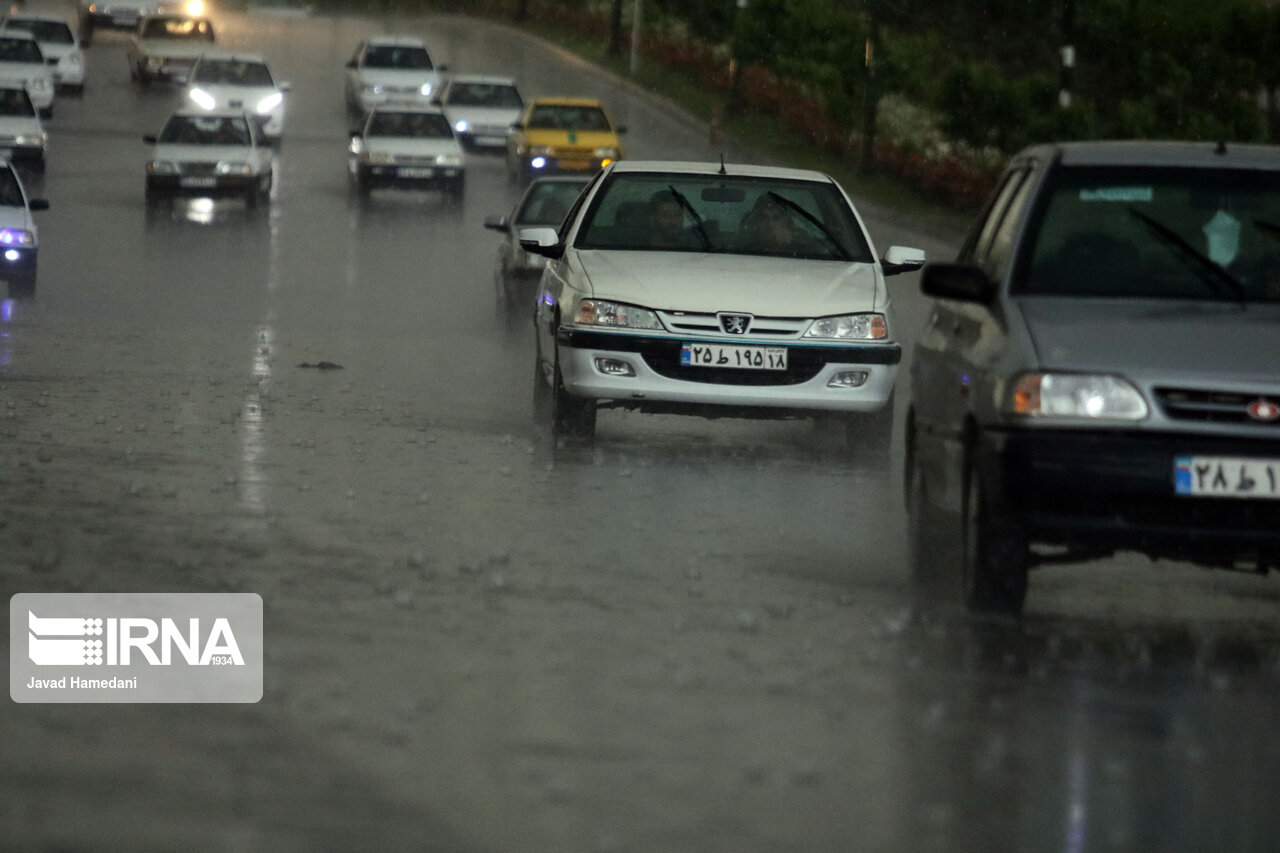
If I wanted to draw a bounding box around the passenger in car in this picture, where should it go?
[646,189,700,250]
[736,194,816,256]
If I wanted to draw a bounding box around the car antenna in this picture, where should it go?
[718,154,726,175]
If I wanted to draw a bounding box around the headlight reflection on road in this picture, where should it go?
[238,322,274,513]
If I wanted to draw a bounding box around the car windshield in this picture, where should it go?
[574,172,874,261]
[515,181,587,226]
[141,17,214,40]
[0,36,42,62]
[0,86,33,116]
[193,59,274,87]
[0,167,22,206]
[363,45,432,70]
[159,115,251,145]
[4,20,74,44]
[366,110,452,138]
[446,82,523,108]
[526,104,611,131]
[1018,166,1280,303]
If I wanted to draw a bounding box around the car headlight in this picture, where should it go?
[63,55,83,68]
[529,145,554,157]
[256,92,283,114]
[215,161,253,176]
[435,153,462,167]
[418,82,433,97]
[0,228,33,246]
[804,313,888,340]
[27,77,50,92]
[147,160,178,175]
[453,119,469,133]
[575,299,664,331]
[1006,373,1148,420]
[362,151,391,164]
[188,87,216,110]
[14,133,46,148]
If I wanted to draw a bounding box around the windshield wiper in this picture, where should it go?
[765,191,852,261]
[665,185,713,251]
[1126,207,1246,301]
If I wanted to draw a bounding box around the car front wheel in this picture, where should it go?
[533,352,596,440]
[961,451,1029,615]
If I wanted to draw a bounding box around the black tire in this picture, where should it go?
[961,451,1029,615]
[533,350,596,440]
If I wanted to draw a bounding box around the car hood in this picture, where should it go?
[522,128,619,149]
[574,250,882,316]
[0,115,43,136]
[356,68,442,87]
[0,62,50,80]
[36,44,78,61]
[150,142,260,163]
[362,137,461,158]
[190,84,280,107]
[444,105,520,127]
[1018,297,1280,383]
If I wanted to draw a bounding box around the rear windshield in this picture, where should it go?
[446,82,523,109]
[363,45,432,70]
[574,172,874,262]
[1018,165,1280,303]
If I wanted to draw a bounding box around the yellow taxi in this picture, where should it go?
[506,97,625,184]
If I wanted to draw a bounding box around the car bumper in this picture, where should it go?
[521,156,609,177]
[147,175,258,197]
[0,144,46,166]
[982,427,1280,563]
[358,164,464,191]
[0,246,38,284]
[556,327,899,416]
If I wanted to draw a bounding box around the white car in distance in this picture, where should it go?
[0,31,53,118]
[144,109,274,208]
[434,74,524,153]
[1,14,86,94]
[348,106,465,200]
[344,34,446,114]
[0,157,48,299]
[186,51,290,143]
[0,83,47,172]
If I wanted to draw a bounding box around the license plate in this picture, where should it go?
[180,176,217,188]
[680,343,787,370]
[113,15,136,24]
[1175,455,1280,498]
[397,167,435,178]
[475,136,505,146]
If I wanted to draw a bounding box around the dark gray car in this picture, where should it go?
[906,140,1280,615]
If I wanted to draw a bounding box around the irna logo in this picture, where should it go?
[28,611,245,667]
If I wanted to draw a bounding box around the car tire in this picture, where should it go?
[961,449,1029,615]
[552,364,596,439]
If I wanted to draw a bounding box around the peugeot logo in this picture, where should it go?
[719,313,752,335]
[1247,399,1280,421]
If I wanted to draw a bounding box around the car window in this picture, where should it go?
[1017,165,1280,303]
[516,182,588,226]
[0,86,33,116]
[0,167,22,206]
[574,173,873,261]
[142,18,213,40]
[367,111,452,138]
[363,45,433,70]
[4,20,74,44]
[195,60,273,87]
[447,83,522,108]
[983,170,1036,282]
[527,105,611,132]
[961,166,1029,266]
[0,36,42,62]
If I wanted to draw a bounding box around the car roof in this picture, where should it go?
[528,96,605,108]
[605,160,838,183]
[1023,140,1280,171]
[365,34,427,47]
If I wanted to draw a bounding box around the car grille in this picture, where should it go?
[1156,388,1280,428]
[383,85,423,96]
[468,124,506,135]
[177,162,217,176]
[659,311,808,339]
[387,155,437,166]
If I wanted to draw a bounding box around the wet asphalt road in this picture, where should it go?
[2,5,1280,851]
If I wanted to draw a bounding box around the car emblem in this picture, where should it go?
[1247,399,1280,421]
[718,313,752,335]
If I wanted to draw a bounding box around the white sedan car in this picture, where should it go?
[186,51,290,143]
[0,157,48,299]
[434,74,523,152]
[0,83,47,172]
[1,14,85,94]
[143,109,274,208]
[344,34,445,114]
[347,106,464,200]
[523,160,925,448]
[0,31,53,118]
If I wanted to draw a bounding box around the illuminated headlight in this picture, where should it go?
[14,133,46,148]
[0,228,33,246]
[186,0,204,14]
[362,151,392,164]
[530,157,547,169]
[435,153,462,167]
[147,160,178,174]
[1006,373,1148,420]
[27,77,51,92]
[804,313,888,340]
[188,87,216,110]
[454,119,469,133]
[575,298,663,330]
[215,161,253,176]
[419,82,433,97]
[256,92,283,114]
[146,57,164,67]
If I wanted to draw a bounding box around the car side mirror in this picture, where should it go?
[143,134,158,144]
[279,82,292,92]
[881,245,926,276]
[29,199,49,211]
[483,214,507,232]
[518,226,564,259]
[920,262,997,305]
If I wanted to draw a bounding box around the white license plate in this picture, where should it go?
[1175,455,1280,498]
[397,167,435,178]
[680,343,787,370]
[180,176,217,188]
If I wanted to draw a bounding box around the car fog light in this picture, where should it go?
[828,371,868,388]
[594,357,635,377]
[4,249,19,262]
[530,156,547,169]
